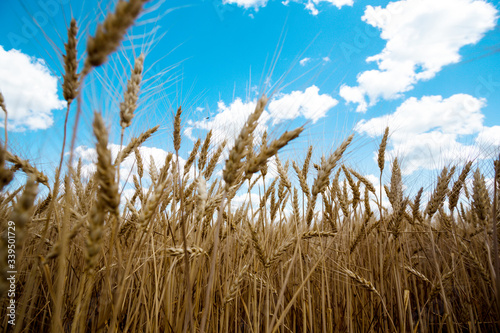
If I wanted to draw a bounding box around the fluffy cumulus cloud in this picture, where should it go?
[356,94,487,174]
[268,85,338,124]
[185,85,337,148]
[340,0,498,112]
[476,126,500,147]
[0,46,66,131]
[186,97,271,149]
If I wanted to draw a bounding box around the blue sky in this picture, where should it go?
[0,0,500,197]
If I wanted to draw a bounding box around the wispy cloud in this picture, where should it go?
[223,0,268,9]
[224,0,353,13]
[299,57,311,66]
[305,0,353,15]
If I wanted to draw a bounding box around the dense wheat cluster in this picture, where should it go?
[1,1,500,332]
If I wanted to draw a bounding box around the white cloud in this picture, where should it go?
[268,85,338,124]
[74,144,189,182]
[223,0,268,9]
[186,85,337,148]
[224,0,353,13]
[306,0,353,15]
[299,57,311,66]
[476,126,500,147]
[187,97,270,150]
[305,1,319,15]
[340,0,498,112]
[0,46,66,131]
[355,94,487,174]
[322,56,331,63]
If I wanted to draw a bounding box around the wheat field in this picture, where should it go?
[1,1,500,332]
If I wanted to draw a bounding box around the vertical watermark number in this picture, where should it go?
[5,221,16,326]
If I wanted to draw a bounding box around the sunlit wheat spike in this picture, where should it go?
[411,187,424,223]
[245,127,303,179]
[134,147,144,179]
[84,0,149,74]
[204,140,226,180]
[63,18,79,104]
[449,161,472,212]
[388,157,402,210]
[426,166,455,219]
[378,127,389,173]
[275,156,292,190]
[173,106,182,152]
[223,95,268,190]
[311,134,354,197]
[198,129,212,171]
[348,168,376,194]
[302,145,313,177]
[472,168,491,223]
[114,125,159,165]
[0,147,13,191]
[195,176,207,223]
[342,165,360,210]
[120,53,144,129]
[293,160,310,199]
[93,112,120,215]
[184,139,201,175]
[260,131,268,177]
[5,151,49,186]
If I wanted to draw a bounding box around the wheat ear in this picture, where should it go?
[120,53,144,129]
[305,134,353,225]
[223,95,268,190]
[471,168,491,223]
[245,127,303,179]
[311,134,354,197]
[93,112,120,216]
[83,0,148,74]
[449,161,472,212]
[0,91,7,147]
[5,151,48,186]
[114,125,159,165]
[63,18,79,104]
[426,167,455,219]
[0,146,13,191]
[198,129,212,171]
